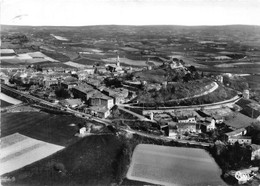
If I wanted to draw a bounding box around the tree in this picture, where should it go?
[188,66,197,73]
[55,87,70,98]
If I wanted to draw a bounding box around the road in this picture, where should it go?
[119,95,241,110]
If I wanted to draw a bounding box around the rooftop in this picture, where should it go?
[91,92,113,100]
[225,128,246,137]
[73,84,94,93]
[225,112,256,129]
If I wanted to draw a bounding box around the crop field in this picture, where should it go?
[0,99,13,107]
[127,144,224,186]
[0,133,64,175]
[1,112,87,146]
[4,135,123,186]
[0,93,22,105]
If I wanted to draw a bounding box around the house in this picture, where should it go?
[84,106,111,118]
[71,84,95,102]
[227,136,252,145]
[84,79,101,88]
[79,127,87,134]
[235,98,260,121]
[224,128,252,144]
[89,92,114,109]
[200,117,216,132]
[250,144,260,160]
[102,88,129,104]
[176,123,200,134]
[225,128,247,138]
[43,78,58,87]
[213,115,224,124]
[95,66,107,74]
[61,81,78,89]
[84,68,95,75]
[177,115,197,123]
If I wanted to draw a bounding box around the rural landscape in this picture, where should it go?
[1,4,260,185]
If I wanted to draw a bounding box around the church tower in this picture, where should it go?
[116,55,120,67]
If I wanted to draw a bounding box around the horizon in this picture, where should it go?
[1,0,260,27]
[2,24,260,27]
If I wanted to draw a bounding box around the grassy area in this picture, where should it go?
[135,85,237,107]
[3,135,124,186]
[1,112,88,146]
[134,69,167,83]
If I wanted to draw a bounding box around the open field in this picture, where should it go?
[0,93,22,105]
[3,135,123,186]
[1,112,87,146]
[0,133,64,175]
[0,100,13,107]
[127,144,224,186]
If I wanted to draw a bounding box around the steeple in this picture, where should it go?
[116,55,120,67]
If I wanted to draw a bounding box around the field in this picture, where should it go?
[0,93,22,105]
[126,144,224,186]
[1,112,88,146]
[3,135,124,186]
[0,99,13,107]
[102,57,162,66]
[0,133,64,175]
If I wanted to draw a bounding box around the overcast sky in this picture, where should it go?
[1,0,260,26]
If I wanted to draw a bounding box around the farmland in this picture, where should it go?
[3,135,124,186]
[1,112,89,146]
[0,100,13,107]
[0,133,64,175]
[126,144,224,186]
[0,93,22,105]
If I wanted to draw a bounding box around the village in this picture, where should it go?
[1,29,260,185]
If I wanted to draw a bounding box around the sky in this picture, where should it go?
[1,0,260,26]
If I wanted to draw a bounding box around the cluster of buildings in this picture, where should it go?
[1,56,134,118]
[148,103,260,150]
